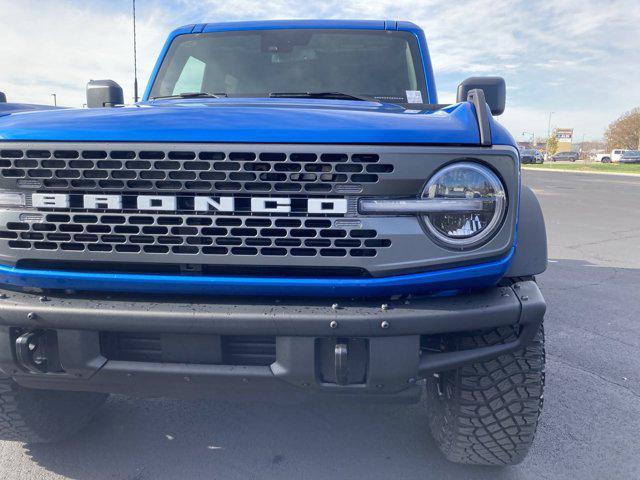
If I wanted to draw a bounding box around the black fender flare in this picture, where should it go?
[505,185,547,277]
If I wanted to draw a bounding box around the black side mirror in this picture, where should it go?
[457,77,506,115]
[86,80,124,108]
[0,92,6,103]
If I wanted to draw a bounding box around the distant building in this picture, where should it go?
[555,128,574,153]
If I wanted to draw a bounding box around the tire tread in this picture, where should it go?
[426,323,545,465]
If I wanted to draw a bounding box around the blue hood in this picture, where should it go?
[0,98,499,145]
[0,98,488,144]
[0,103,66,116]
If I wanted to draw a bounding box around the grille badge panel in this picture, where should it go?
[0,142,520,277]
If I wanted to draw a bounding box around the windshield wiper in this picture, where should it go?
[269,92,377,102]
[151,92,227,100]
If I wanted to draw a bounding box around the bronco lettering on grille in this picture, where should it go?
[31,194,348,214]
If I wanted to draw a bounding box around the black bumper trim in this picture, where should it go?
[0,284,531,337]
[11,360,424,403]
[0,281,545,401]
[419,279,545,374]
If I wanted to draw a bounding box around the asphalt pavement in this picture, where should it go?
[0,169,639,480]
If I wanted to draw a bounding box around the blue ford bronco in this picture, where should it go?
[0,20,546,465]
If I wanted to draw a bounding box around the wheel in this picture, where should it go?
[0,379,107,443]
[601,157,610,163]
[425,323,545,466]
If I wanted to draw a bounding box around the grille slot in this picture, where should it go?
[100,332,276,366]
[1,214,391,258]
[103,332,162,362]
[0,149,394,193]
[221,336,277,366]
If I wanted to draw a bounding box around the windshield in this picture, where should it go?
[521,150,536,155]
[149,29,428,104]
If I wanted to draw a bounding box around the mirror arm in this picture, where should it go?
[467,89,492,146]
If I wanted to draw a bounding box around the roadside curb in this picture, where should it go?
[522,167,640,178]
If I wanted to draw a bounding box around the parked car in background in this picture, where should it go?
[520,149,544,164]
[619,150,640,164]
[550,151,579,162]
[596,149,627,163]
[589,150,603,161]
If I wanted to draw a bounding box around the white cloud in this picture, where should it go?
[0,0,639,140]
[0,0,171,106]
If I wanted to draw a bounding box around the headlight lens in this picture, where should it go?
[422,162,506,248]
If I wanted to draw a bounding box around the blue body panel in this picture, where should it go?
[0,249,513,298]
[0,99,480,144]
[489,115,517,148]
[0,103,65,117]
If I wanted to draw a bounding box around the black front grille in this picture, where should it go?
[0,213,390,258]
[0,148,393,194]
[0,142,447,277]
[100,332,276,366]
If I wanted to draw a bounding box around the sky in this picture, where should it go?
[1,0,639,142]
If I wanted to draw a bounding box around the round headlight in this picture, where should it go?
[422,162,506,248]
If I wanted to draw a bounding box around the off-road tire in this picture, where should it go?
[425,323,545,466]
[0,378,107,443]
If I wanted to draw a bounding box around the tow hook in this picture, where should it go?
[334,342,349,385]
[15,330,49,373]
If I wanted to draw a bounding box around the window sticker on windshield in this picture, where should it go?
[406,90,423,103]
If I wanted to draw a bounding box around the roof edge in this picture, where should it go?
[171,19,421,33]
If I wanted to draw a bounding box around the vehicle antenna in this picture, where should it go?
[133,0,139,103]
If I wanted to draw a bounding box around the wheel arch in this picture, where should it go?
[505,185,547,277]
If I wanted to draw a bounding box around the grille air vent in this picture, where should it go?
[0,149,394,193]
[100,333,276,366]
[0,214,390,258]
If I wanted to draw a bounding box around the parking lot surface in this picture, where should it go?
[0,169,638,480]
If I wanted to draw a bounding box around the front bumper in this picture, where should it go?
[0,280,544,402]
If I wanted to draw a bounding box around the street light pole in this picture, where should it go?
[51,93,57,106]
[546,111,554,140]
[522,131,535,146]
[545,112,555,161]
